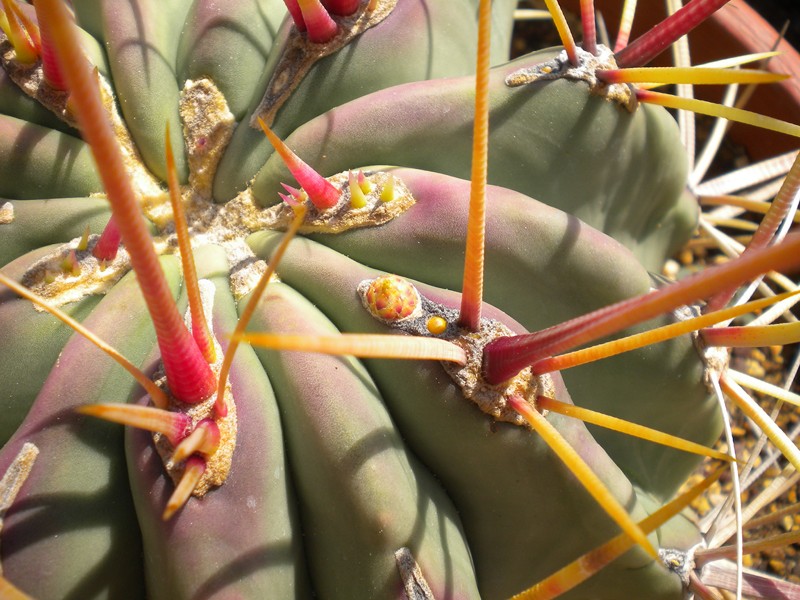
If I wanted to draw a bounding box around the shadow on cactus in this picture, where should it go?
[1,0,800,598]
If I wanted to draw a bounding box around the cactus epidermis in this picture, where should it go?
[1,0,798,598]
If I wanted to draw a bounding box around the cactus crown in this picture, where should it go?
[1,0,800,598]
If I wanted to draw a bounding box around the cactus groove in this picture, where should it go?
[0,0,799,599]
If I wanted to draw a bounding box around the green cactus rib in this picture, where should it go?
[0,197,156,270]
[176,0,288,121]
[0,172,708,597]
[0,257,184,598]
[252,46,697,271]
[101,0,192,183]
[249,280,481,599]
[0,67,72,133]
[126,245,308,600]
[295,167,717,499]
[0,0,786,598]
[0,115,101,200]
[212,0,520,202]
[247,231,698,599]
[0,20,108,132]
[0,246,101,446]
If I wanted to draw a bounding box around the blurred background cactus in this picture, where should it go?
[0,0,799,598]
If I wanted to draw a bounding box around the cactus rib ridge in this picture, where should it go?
[12,75,416,307]
[2,0,800,596]
[251,0,398,128]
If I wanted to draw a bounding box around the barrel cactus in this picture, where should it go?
[1,0,799,598]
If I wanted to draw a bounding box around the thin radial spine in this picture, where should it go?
[165,124,216,364]
[613,0,637,52]
[214,206,307,417]
[542,0,578,65]
[380,175,395,202]
[77,225,91,251]
[357,170,372,194]
[37,0,216,404]
[536,396,735,462]
[235,332,467,364]
[706,151,800,311]
[708,465,800,546]
[508,395,656,559]
[727,369,800,408]
[278,192,299,207]
[700,194,800,219]
[459,0,491,331]
[696,51,780,70]
[5,0,40,46]
[163,456,206,520]
[615,0,731,68]
[720,375,800,473]
[172,420,220,462]
[743,501,800,530]
[483,232,800,384]
[701,321,800,347]
[686,572,723,600]
[77,404,191,446]
[281,183,306,203]
[694,530,800,566]
[597,67,788,86]
[532,288,800,374]
[707,377,744,584]
[512,465,726,600]
[0,271,170,408]
[61,250,80,276]
[348,170,367,208]
[1,0,39,64]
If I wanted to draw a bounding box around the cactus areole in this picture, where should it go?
[0,0,773,598]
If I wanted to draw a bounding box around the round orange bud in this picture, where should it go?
[364,275,419,321]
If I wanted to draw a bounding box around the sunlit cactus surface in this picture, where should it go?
[1,0,800,599]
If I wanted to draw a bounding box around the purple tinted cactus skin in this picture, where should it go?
[0,246,100,444]
[293,167,718,499]
[212,0,520,201]
[127,245,310,600]
[248,281,480,600]
[252,47,696,271]
[0,258,184,598]
[1,0,793,598]
[246,229,697,599]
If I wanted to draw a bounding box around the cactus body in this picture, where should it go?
[252,48,697,270]
[127,246,308,600]
[0,259,178,598]
[0,1,782,598]
[247,225,701,599]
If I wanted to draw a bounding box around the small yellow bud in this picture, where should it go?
[426,316,448,335]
